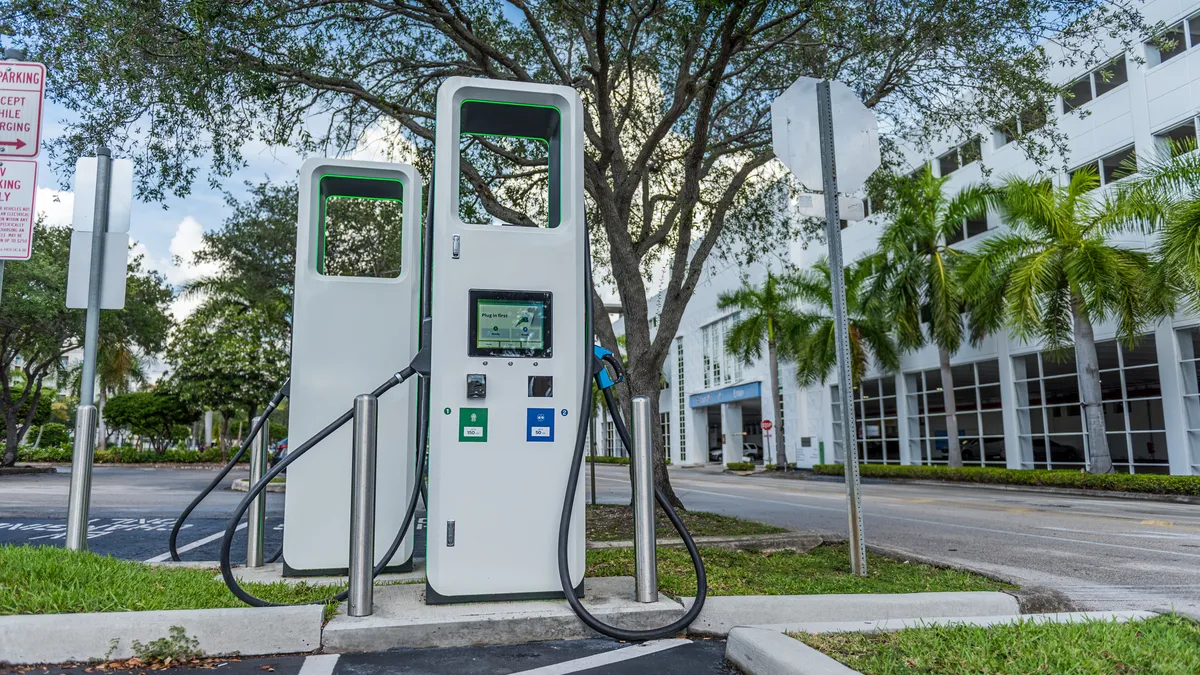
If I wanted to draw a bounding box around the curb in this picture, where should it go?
[765,471,1200,505]
[682,591,1020,636]
[0,465,55,476]
[726,627,857,675]
[232,478,286,493]
[588,532,822,552]
[0,605,323,666]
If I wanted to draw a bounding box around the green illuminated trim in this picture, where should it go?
[316,173,404,275]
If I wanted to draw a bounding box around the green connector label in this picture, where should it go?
[459,407,488,442]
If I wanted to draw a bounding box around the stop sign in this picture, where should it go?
[771,77,881,193]
[761,420,773,431]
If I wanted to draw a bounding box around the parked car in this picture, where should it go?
[709,446,723,462]
[742,442,762,461]
[270,437,289,467]
[960,438,1006,462]
[1030,438,1083,464]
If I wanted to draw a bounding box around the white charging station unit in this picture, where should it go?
[425,77,587,603]
[283,158,422,575]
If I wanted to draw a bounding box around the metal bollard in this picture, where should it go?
[348,394,378,617]
[65,405,99,551]
[246,415,270,568]
[630,396,658,603]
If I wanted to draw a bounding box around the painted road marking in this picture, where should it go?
[509,638,689,674]
[144,522,246,563]
[297,654,339,675]
[0,517,189,541]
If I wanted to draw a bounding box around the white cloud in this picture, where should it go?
[36,187,74,227]
[349,120,418,164]
[166,216,218,286]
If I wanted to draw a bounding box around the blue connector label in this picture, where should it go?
[527,408,555,442]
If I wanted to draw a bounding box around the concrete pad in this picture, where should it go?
[321,576,686,651]
[0,605,322,665]
[224,560,427,587]
[232,478,286,492]
[772,610,1158,635]
[726,626,858,675]
[682,591,1021,636]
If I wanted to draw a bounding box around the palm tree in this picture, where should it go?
[719,271,807,468]
[786,256,900,389]
[873,167,993,467]
[957,167,1163,474]
[69,335,146,451]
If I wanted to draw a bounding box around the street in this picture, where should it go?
[3,462,1200,672]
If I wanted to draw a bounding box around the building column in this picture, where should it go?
[896,372,914,465]
[998,336,1028,469]
[1155,322,1192,475]
[721,402,743,467]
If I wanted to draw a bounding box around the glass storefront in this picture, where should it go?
[906,360,1005,466]
[831,377,901,464]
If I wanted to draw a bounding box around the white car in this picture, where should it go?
[742,442,762,461]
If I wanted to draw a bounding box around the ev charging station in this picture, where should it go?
[425,77,587,603]
[283,158,421,575]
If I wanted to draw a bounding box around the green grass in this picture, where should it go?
[812,463,1200,496]
[796,615,1200,674]
[0,545,341,618]
[586,543,1013,597]
[585,504,786,541]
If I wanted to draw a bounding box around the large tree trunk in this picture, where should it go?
[1072,297,1112,474]
[768,336,786,469]
[940,347,962,468]
[1,433,16,466]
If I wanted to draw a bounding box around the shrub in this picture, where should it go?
[35,423,71,448]
[17,444,248,464]
[810,463,1200,496]
[727,461,756,471]
[588,455,630,465]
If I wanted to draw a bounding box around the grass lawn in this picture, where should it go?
[585,504,787,541]
[586,543,1013,597]
[797,615,1200,674]
[0,545,341,618]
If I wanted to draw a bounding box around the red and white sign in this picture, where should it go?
[0,62,44,158]
[761,419,773,431]
[0,159,37,260]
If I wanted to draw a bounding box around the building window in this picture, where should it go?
[1013,336,1166,474]
[831,377,900,465]
[946,215,991,245]
[1062,55,1128,111]
[994,106,1048,148]
[701,313,742,389]
[906,360,1004,467]
[605,420,617,457]
[1149,14,1200,65]
[1155,118,1198,157]
[1070,145,1136,189]
[1179,328,1200,472]
[676,338,687,462]
[936,138,982,177]
[661,412,671,457]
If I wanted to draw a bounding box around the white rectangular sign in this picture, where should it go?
[71,157,133,233]
[0,158,36,260]
[66,230,128,310]
[0,62,44,158]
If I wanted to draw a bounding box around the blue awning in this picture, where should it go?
[689,381,761,408]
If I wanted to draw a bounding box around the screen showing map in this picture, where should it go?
[475,298,546,352]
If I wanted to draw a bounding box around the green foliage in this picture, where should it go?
[799,615,1200,675]
[31,423,70,447]
[727,461,757,471]
[19,445,246,464]
[103,391,196,453]
[588,455,630,465]
[784,257,899,387]
[5,388,53,432]
[587,543,1012,598]
[0,545,339,618]
[131,626,203,664]
[811,463,1200,495]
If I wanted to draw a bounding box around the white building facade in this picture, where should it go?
[597,0,1200,476]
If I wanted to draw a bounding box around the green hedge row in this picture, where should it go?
[811,463,1200,496]
[588,455,629,465]
[18,445,249,464]
[727,461,756,471]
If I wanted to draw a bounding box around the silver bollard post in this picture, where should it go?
[65,405,98,550]
[348,394,378,617]
[246,415,269,568]
[630,395,658,603]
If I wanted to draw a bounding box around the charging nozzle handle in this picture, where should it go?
[169,378,292,562]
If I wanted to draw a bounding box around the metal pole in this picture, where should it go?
[348,394,378,617]
[64,405,97,549]
[630,395,658,603]
[589,421,597,506]
[65,148,111,552]
[246,415,269,567]
[817,80,867,576]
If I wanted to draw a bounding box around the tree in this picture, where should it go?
[957,168,1163,474]
[786,257,899,390]
[872,167,992,467]
[13,0,1150,504]
[0,224,172,466]
[718,271,806,468]
[164,302,289,459]
[67,335,147,451]
[104,390,196,453]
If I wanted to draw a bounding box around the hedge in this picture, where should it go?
[18,444,250,464]
[588,455,629,465]
[727,461,756,471]
[811,463,1200,496]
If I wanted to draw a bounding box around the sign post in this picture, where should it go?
[0,51,44,304]
[772,77,880,576]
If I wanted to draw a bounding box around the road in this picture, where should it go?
[4,462,1200,671]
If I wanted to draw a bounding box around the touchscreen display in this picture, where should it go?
[476,298,546,351]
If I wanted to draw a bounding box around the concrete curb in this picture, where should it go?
[726,627,858,675]
[0,605,323,666]
[769,610,1159,634]
[769,472,1200,506]
[682,591,1020,636]
[232,478,286,493]
[0,465,56,476]
[589,532,822,552]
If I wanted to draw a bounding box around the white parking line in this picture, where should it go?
[298,654,340,675]
[510,639,690,674]
[143,522,246,563]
